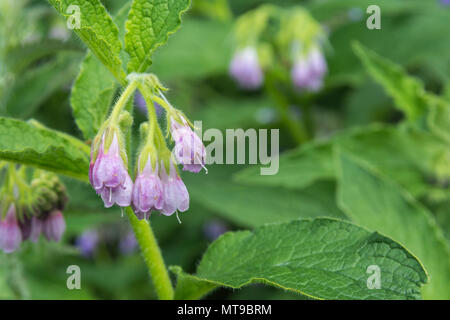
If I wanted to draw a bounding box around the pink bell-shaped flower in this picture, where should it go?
[170,117,206,173]
[0,205,22,253]
[89,132,133,208]
[132,156,163,220]
[160,161,189,216]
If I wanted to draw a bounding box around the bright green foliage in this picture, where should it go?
[336,152,450,299]
[0,117,90,180]
[171,218,428,300]
[427,96,450,145]
[235,125,446,198]
[48,0,126,84]
[71,53,117,141]
[353,42,428,121]
[125,0,191,73]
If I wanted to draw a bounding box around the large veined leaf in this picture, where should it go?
[124,0,191,73]
[353,42,428,121]
[185,165,345,228]
[0,117,90,180]
[71,53,116,141]
[336,152,450,299]
[48,0,126,84]
[171,218,428,300]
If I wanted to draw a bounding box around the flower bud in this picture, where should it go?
[160,161,189,216]
[42,210,66,242]
[229,47,264,89]
[0,205,22,253]
[132,155,163,220]
[170,116,206,173]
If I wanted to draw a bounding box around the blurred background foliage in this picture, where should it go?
[0,0,449,299]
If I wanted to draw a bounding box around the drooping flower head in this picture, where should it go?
[89,129,133,208]
[229,47,264,90]
[291,47,327,92]
[160,160,189,216]
[170,115,206,173]
[132,152,163,220]
[0,204,22,254]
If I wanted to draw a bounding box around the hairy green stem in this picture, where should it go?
[109,80,139,124]
[126,207,174,300]
[137,84,158,145]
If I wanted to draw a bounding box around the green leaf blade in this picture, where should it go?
[172,218,428,300]
[336,151,450,299]
[0,117,90,180]
[48,0,126,84]
[353,42,428,121]
[125,0,191,73]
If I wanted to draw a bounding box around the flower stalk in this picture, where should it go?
[125,207,174,300]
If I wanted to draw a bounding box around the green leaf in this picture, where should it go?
[124,0,191,73]
[48,0,126,84]
[0,117,90,180]
[353,42,428,121]
[71,53,117,141]
[171,218,428,300]
[185,165,345,228]
[336,152,450,299]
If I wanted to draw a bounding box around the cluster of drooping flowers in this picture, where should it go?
[89,74,206,221]
[229,5,328,92]
[0,164,67,254]
[291,46,327,92]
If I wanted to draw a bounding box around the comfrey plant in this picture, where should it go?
[0,0,444,301]
[88,73,205,220]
